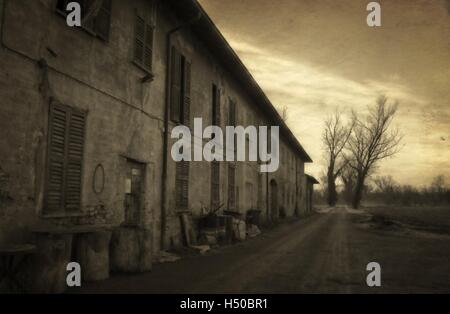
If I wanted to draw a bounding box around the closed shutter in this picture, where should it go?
[182,59,191,126]
[228,165,235,210]
[212,85,221,126]
[46,104,67,213]
[175,161,189,211]
[228,100,237,158]
[134,15,145,65]
[211,162,220,210]
[65,110,86,211]
[134,13,154,71]
[211,85,221,210]
[170,47,182,122]
[143,23,154,70]
[215,89,221,126]
[45,103,86,214]
[229,100,236,126]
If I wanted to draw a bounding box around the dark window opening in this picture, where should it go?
[170,47,191,125]
[56,0,112,41]
[124,161,145,226]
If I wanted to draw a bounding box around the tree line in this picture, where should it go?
[315,174,450,207]
[322,95,404,209]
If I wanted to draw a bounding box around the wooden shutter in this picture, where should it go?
[46,104,68,213]
[134,15,145,65]
[170,47,182,122]
[229,100,236,126]
[211,162,220,210]
[94,0,112,41]
[65,110,86,211]
[228,100,237,158]
[215,88,221,126]
[133,12,153,71]
[175,161,189,211]
[143,23,154,70]
[228,165,235,210]
[212,85,221,126]
[182,58,191,126]
[45,103,86,214]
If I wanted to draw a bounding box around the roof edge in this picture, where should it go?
[166,0,313,163]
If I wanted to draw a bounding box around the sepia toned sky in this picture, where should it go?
[198,0,450,188]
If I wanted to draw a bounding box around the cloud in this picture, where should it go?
[227,40,450,186]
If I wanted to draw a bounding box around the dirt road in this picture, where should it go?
[74,207,450,294]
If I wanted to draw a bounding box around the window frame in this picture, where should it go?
[132,11,155,75]
[55,0,112,42]
[170,47,191,125]
[43,100,87,217]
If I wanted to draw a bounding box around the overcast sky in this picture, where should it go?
[198,0,450,188]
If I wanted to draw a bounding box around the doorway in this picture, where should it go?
[124,161,145,226]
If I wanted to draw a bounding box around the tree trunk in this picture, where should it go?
[352,174,365,209]
[327,175,337,206]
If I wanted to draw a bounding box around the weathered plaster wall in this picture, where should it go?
[0,0,310,253]
[0,0,164,248]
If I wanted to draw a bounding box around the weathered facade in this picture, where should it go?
[0,0,313,261]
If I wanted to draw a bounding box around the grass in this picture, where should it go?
[363,205,450,233]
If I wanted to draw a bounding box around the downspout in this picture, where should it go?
[0,0,7,49]
[160,10,201,250]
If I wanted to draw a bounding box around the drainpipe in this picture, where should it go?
[160,10,201,250]
[0,0,7,48]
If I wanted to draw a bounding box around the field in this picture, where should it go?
[363,205,450,234]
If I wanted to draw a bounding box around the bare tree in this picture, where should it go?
[431,175,445,193]
[373,175,397,194]
[322,110,353,206]
[346,96,403,209]
[340,162,357,205]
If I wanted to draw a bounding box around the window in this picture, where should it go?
[172,48,192,211]
[45,102,86,214]
[133,14,154,72]
[212,84,220,126]
[228,99,237,158]
[227,165,235,210]
[228,99,236,126]
[211,162,220,210]
[175,161,189,211]
[170,47,191,125]
[210,85,221,210]
[56,0,112,41]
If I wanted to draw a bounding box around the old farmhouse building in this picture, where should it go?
[0,0,315,290]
